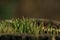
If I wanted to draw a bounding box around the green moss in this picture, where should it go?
[0,17,60,36]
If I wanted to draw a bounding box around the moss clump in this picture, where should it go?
[0,17,60,36]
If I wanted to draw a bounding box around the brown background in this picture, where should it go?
[0,0,60,21]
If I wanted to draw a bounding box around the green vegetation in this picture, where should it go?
[0,17,60,36]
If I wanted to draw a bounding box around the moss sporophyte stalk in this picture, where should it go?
[0,17,60,36]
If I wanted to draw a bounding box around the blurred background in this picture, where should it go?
[0,0,60,20]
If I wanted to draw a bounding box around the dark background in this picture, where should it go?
[0,0,60,21]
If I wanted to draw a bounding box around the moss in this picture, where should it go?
[0,17,60,36]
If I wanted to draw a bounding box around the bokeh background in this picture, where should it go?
[0,0,60,21]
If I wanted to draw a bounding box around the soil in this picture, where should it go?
[0,35,59,40]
